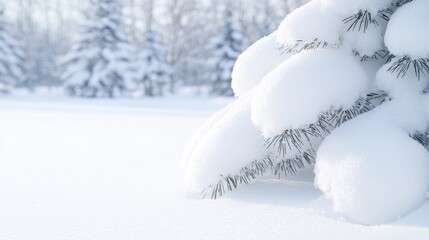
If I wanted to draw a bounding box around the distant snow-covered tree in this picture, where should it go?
[209,8,243,96]
[62,0,136,98]
[136,29,172,96]
[0,7,25,93]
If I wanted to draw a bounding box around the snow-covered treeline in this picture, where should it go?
[0,0,307,97]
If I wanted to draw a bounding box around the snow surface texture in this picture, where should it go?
[185,90,267,192]
[252,49,369,137]
[231,32,290,97]
[1,96,429,239]
[385,0,429,59]
[316,96,429,225]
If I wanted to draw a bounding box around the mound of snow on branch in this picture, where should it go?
[232,32,290,97]
[385,0,429,59]
[181,103,235,167]
[277,0,343,47]
[315,96,429,225]
[321,0,395,15]
[377,62,429,98]
[343,24,384,57]
[252,49,369,138]
[185,90,267,192]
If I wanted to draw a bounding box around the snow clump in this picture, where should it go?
[384,0,429,59]
[315,96,429,225]
[232,32,291,97]
[185,90,267,192]
[251,48,369,138]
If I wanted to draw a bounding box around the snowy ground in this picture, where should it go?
[0,95,428,240]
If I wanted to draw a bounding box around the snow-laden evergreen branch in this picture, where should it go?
[280,38,343,55]
[202,92,388,199]
[387,56,429,80]
[397,0,413,7]
[353,49,390,62]
[342,9,393,33]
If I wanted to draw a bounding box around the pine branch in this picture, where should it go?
[201,150,317,199]
[201,92,388,200]
[353,49,390,62]
[331,92,388,127]
[386,53,396,63]
[280,37,343,55]
[201,157,274,199]
[412,130,429,150]
[265,115,331,157]
[272,149,316,178]
[397,0,413,7]
[343,11,377,33]
[387,56,429,80]
[378,9,394,22]
[343,9,392,33]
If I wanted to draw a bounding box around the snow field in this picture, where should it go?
[1,96,429,240]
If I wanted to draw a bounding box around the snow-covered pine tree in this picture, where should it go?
[61,0,136,98]
[184,0,429,225]
[135,29,172,97]
[0,7,25,93]
[209,8,243,96]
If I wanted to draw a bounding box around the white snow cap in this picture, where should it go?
[181,102,235,167]
[321,0,395,15]
[316,97,429,225]
[232,32,291,97]
[385,0,429,59]
[377,61,429,98]
[343,23,384,57]
[277,0,343,47]
[185,90,267,192]
[252,48,369,138]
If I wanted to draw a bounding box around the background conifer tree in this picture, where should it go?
[209,9,243,96]
[0,7,25,93]
[62,0,136,98]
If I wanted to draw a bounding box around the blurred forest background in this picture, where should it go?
[0,0,307,97]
